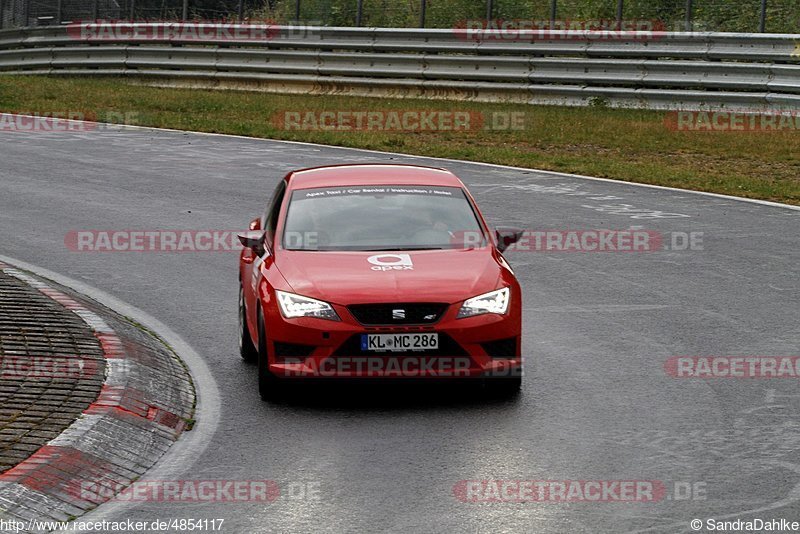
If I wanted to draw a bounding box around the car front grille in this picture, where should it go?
[347,303,448,325]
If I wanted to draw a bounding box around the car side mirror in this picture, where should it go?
[495,226,524,252]
[238,230,267,257]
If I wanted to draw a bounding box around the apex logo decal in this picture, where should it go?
[367,254,414,271]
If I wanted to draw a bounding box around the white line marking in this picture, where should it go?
[1,112,798,212]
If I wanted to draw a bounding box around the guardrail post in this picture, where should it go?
[182,0,188,21]
[485,0,494,21]
[615,0,623,29]
[549,0,557,26]
[356,0,363,26]
[419,0,426,28]
[238,0,244,20]
[685,0,693,31]
[759,0,767,32]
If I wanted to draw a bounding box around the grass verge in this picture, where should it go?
[1,76,798,205]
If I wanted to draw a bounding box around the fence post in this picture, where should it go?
[56,0,62,23]
[130,0,136,20]
[355,0,363,26]
[485,0,494,21]
[0,0,4,29]
[615,0,623,29]
[356,0,364,27]
[238,0,244,20]
[685,0,693,31]
[549,0,557,27]
[419,0,426,28]
[23,0,30,25]
[182,0,188,21]
[759,0,767,32]
[295,0,300,22]
[92,0,99,20]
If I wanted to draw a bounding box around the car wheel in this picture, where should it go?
[238,284,258,363]
[257,307,284,401]
[484,376,522,398]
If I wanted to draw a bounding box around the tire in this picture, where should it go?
[238,284,258,363]
[257,307,285,401]
[483,376,522,398]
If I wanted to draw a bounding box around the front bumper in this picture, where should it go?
[264,302,522,379]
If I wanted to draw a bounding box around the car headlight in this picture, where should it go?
[276,290,340,321]
[457,287,510,318]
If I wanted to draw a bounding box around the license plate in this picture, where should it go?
[361,333,439,352]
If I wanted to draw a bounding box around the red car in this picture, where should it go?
[238,164,523,400]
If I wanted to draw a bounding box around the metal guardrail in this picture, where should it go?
[1,24,799,110]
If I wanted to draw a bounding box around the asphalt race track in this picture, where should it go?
[2,124,799,533]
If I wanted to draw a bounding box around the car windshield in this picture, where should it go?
[282,185,486,251]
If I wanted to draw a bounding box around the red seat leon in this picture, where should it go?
[238,164,523,400]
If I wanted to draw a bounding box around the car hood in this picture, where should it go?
[276,248,502,304]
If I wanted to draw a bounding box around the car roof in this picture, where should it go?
[285,164,464,190]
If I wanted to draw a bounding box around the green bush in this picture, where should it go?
[244,0,797,32]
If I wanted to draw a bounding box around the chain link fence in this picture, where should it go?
[0,0,797,33]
